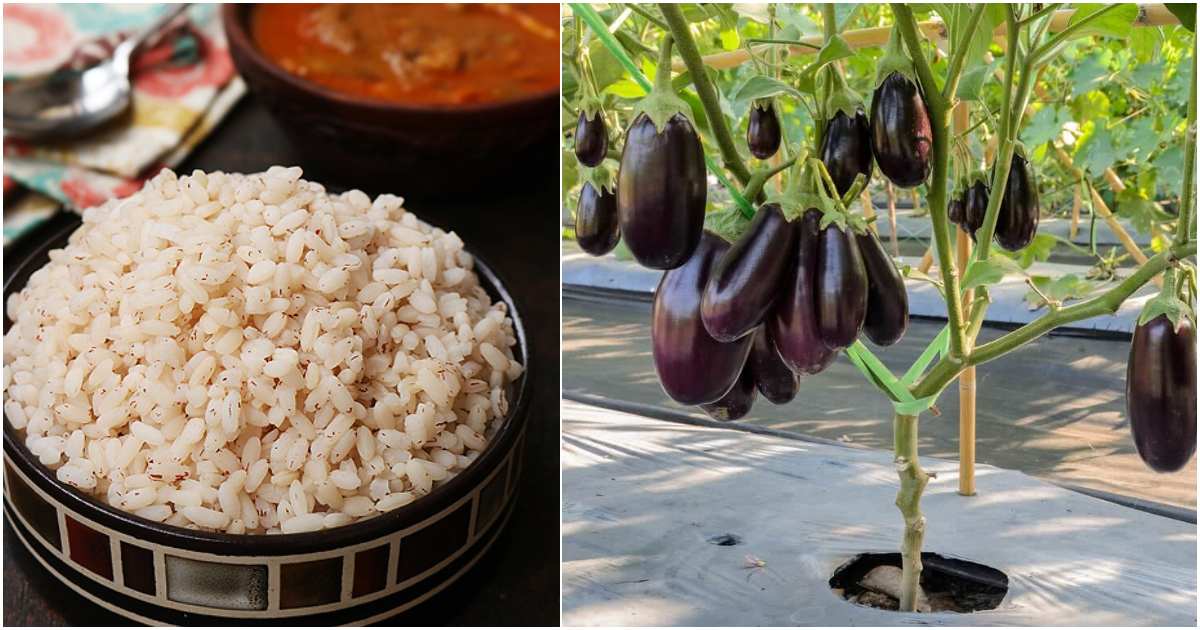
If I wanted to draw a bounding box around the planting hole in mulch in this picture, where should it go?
[829,552,1008,613]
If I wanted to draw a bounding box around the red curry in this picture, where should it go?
[251,3,559,106]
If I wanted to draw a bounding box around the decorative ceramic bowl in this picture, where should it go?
[220,4,558,198]
[3,212,531,625]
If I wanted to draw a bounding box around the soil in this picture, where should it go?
[829,552,1008,613]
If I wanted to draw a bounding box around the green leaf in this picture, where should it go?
[1016,233,1058,269]
[1062,4,1138,40]
[956,61,998,101]
[1077,125,1119,176]
[961,258,1008,290]
[1070,57,1107,98]
[729,75,804,105]
[719,28,740,51]
[1024,274,1097,309]
[796,35,855,93]
[703,207,754,244]
[1153,145,1185,197]
[605,79,647,99]
[1021,106,1065,149]
[588,39,625,92]
[1165,3,1196,32]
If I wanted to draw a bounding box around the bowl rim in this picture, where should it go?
[2,209,532,554]
[220,4,559,116]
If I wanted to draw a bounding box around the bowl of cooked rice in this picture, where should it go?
[2,167,530,624]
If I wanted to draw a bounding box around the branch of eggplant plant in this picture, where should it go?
[912,240,1198,399]
[743,157,798,204]
[659,3,753,188]
[1179,32,1197,248]
[890,4,969,359]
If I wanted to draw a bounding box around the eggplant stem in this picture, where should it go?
[893,412,930,612]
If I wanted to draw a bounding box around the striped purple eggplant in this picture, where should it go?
[701,203,796,342]
[575,181,620,256]
[575,110,608,167]
[748,328,798,404]
[769,210,838,375]
[1127,315,1197,473]
[964,179,989,240]
[856,230,908,347]
[816,223,868,351]
[618,113,707,270]
[652,232,754,405]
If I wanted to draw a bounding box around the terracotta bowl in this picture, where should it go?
[3,212,531,625]
[221,5,558,199]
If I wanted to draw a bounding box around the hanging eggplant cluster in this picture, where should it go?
[869,27,932,189]
[572,101,621,256]
[652,159,910,421]
[949,172,989,239]
[1126,306,1197,473]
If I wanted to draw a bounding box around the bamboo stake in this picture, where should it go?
[861,188,877,233]
[952,100,977,496]
[1051,144,1161,285]
[673,6,1182,71]
[887,182,900,257]
[918,247,934,274]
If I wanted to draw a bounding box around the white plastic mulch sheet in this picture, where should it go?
[561,401,1196,627]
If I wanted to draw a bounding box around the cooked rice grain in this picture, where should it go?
[3,167,521,534]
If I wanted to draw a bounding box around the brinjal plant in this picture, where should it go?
[563,3,1196,614]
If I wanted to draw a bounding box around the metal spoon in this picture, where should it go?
[3,4,191,141]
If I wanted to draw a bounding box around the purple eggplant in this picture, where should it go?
[769,210,838,375]
[618,113,707,270]
[747,101,782,160]
[948,194,965,225]
[701,203,796,342]
[820,109,873,197]
[575,181,620,256]
[749,328,799,404]
[869,72,932,188]
[856,230,908,347]
[575,110,608,167]
[995,153,1040,251]
[699,359,757,421]
[964,179,989,240]
[652,232,754,405]
[1127,315,1197,473]
[816,223,868,350]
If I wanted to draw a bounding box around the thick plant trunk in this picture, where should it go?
[893,412,931,612]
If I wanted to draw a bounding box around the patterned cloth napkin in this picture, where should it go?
[2,3,246,244]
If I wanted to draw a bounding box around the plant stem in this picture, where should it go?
[626,3,669,32]
[659,3,753,187]
[891,4,967,359]
[893,412,930,612]
[1178,35,1197,247]
[941,6,987,101]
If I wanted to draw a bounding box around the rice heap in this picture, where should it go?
[3,166,522,534]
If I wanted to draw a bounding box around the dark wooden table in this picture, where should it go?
[3,96,561,626]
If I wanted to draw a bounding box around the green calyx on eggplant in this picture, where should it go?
[701,203,796,342]
[816,220,869,351]
[652,232,755,406]
[749,328,799,405]
[575,175,620,256]
[574,110,608,168]
[869,28,931,189]
[699,357,757,421]
[617,37,706,270]
[994,148,1040,252]
[747,99,782,160]
[1126,312,1196,473]
[856,230,909,347]
[769,209,838,374]
[963,175,990,240]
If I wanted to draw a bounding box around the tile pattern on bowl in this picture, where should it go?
[1,423,525,620]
